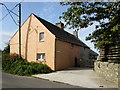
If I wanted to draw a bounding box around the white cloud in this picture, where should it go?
[0,31,15,50]
[39,4,56,23]
[0,31,14,37]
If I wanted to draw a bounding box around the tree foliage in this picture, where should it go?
[3,43,10,54]
[60,2,120,49]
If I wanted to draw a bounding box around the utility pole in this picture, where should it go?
[19,3,21,58]
[0,3,22,58]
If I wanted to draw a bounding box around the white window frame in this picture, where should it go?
[37,53,45,61]
[39,32,44,41]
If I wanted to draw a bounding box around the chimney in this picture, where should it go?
[56,21,64,30]
[73,30,78,38]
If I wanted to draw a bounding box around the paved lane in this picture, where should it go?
[2,72,80,88]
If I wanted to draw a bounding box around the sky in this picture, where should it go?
[0,1,99,53]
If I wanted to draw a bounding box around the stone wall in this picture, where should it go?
[94,61,120,87]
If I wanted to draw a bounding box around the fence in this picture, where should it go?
[100,46,120,62]
[107,46,120,61]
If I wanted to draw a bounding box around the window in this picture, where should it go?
[39,32,44,41]
[37,53,45,61]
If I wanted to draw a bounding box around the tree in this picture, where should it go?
[0,49,2,52]
[3,43,10,54]
[60,2,120,58]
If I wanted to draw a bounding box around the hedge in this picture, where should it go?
[2,53,52,76]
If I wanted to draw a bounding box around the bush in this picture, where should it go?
[2,53,52,76]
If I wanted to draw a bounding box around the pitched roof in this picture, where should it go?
[90,49,98,56]
[33,14,89,48]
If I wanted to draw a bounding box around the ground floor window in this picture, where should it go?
[37,53,45,61]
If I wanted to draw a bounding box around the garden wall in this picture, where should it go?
[94,61,120,88]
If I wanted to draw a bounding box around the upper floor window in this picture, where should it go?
[39,32,44,41]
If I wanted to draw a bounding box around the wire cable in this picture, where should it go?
[3,5,18,25]
[0,4,18,22]
[0,0,24,22]
[19,0,25,4]
[9,9,18,17]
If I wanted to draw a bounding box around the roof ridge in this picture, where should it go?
[33,13,89,48]
[33,14,76,36]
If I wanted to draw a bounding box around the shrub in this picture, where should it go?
[2,53,52,76]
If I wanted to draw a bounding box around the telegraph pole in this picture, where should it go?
[19,3,21,58]
[0,3,22,58]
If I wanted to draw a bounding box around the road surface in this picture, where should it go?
[2,72,80,88]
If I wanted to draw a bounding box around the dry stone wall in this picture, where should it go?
[94,61,120,88]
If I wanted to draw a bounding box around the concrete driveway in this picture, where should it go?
[33,67,118,88]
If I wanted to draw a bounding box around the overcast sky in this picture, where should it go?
[0,2,99,53]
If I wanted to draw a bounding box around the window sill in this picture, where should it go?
[37,59,46,61]
[36,60,46,64]
[39,40,45,42]
[38,59,45,60]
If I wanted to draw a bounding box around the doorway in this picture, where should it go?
[75,57,77,67]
